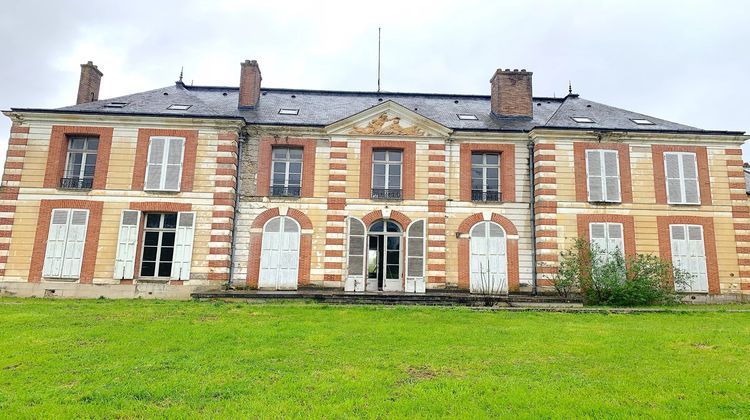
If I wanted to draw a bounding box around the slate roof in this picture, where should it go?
[11,82,744,135]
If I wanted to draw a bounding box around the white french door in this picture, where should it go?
[259,216,300,290]
[469,221,508,294]
[670,224,708,292]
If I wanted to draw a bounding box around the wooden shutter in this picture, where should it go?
[164,138,184,191]
[607,223,624,257]
[589,222,624,260]
[603,151,621,202]
[671,224,708,292]
[278,217,300,290]
[259,217,281,288]
[114,210,140,279]
[681,153,700,204]
[171,212,195,280]
[345,217,366,292]
[586,150,604,202]
[145,137,165,190]
[587,150,620,202]
[589,223,608,254]
[61,210,89,278]
[665,152,700,204]
[405,219,426,293]
[42,209,71,277]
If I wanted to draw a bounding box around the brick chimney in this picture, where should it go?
[490,69,533,118]
[239,60,262,108]
[76,61,103,105]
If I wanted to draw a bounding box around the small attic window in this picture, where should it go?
[457,114,478,120]
[631,118,654,125]
[278,108,299,115]
[571,116,595,123]
[167,104,192,110]
[104,102,127,108]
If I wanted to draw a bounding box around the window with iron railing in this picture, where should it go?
[372,149,402,200]
[270,147,303,197]
[471,152,500,202]
[60,136,98,190]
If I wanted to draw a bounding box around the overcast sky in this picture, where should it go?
[1,0,748,165]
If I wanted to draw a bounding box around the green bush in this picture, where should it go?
[550,239,691,306]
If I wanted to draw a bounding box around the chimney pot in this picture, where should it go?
[239,59,262,108]
[490,68,533,118]
[76,61,103,105]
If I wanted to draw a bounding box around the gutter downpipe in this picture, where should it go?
[227,129,246,290]
[527,137,538,296]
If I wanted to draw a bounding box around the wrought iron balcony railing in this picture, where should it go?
[471,189,501,202]
[60,177,94,190]
[371,188,402,200]
[270,185,301,197]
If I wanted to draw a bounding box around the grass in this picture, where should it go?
[0,299,749,418]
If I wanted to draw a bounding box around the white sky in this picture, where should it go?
[1,0,748,165]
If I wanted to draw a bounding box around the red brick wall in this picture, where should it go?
[656,215,720,294]
[29,200,104,283]
[459,143,516,202]
[358,140,416,199]
[573,142,633,203]
[256,137,316,197]
[651,145,711,205]
[132,128,198,191]
[43,126,113,189]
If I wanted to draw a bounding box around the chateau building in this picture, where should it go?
[0,60,748,300]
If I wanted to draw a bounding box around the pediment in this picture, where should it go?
[325,100,452,137]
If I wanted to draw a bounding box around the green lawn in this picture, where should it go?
[0,299,749,418]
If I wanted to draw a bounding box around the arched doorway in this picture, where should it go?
[469,221,508,294]
[259,216,300,290]
[367,219,402,291]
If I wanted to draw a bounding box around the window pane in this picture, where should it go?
[289,162,302,174]
[373,151,386,161]
[142,246,157,262]
[387,236,399,250]
[86,138,99,151]
[83,165,96,177]
[486,168,498,179]
[373,175,385,188]
[70,138,85,150]
[388,151,402,162]
[388,175,400,188]
[387,251,399,264]
[272,148,288,159]
[386,265,399,279]
[389,164,401,176]
[146,214,161,228]
[486,178,499,190]
[471,153,483,165]
[158,262,172,277]
[163,214,177,229]
[144,233,159,247]
[72,153,83,165]
[485,153,499,165]
[273,173,286,185]
[288,173,301,186]
[386,222,400,232]
[160,247,174,262]
[161,232,176,247]
[369,221,384,232]
[273,162,286,173]
[140,262,155,277]
[289,149,303,160]
[471,168,482,180]
[373,164,386,176]
[471,178,483,189]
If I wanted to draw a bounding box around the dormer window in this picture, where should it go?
[571,117,595,123]
[278,108,299,115]
[104,102,127,108]
[457,114,478,120]
[167,104,192,110]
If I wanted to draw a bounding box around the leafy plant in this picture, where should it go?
[549,238,692,306]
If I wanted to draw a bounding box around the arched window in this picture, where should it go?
[368,220,401,233]
[259,216,300,290]
[469,221,507,294]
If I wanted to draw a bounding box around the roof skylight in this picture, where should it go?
[457,114,478,120]
[571,116,595,123]
[167,104,192,110]
[278,108,299,115]
[631,118,654,125]
[104,102,127,108]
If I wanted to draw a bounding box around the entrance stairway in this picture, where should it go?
[191,288,582,307]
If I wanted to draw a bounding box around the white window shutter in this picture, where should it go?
[145,137,165,190]
[43,209,71,277]
[114,210,141,279]
[589,223,608,254]
[586,150,604,202]
[61,210,89,278]
[681,153,700,204]
[405,219,426,293]
[171,212,196,280]
[607,223,625,257]
[164,138,184,191]
[346,217,366,292]
[603,151,621,202]
[670,224,708,292]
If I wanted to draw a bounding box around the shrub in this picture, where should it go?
[549,238,691,306]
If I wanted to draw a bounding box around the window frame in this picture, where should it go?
[669,223,709,292]
[371,148,403,199]
[470,152,501,202]
[144,136,185,192]
[585,149,621,203]
[588,222,625,260]
[62,136,99,189]
[270,146,304,197]
[42,208,90,279]
[664,151,700,205]
[139,213,178,278]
